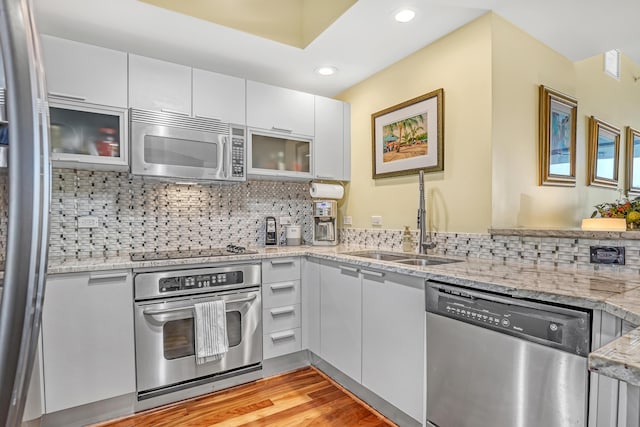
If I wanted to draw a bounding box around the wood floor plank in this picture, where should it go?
[94,367,397,427]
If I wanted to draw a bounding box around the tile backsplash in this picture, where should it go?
[48,169,313,259]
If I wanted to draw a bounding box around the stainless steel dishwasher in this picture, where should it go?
[425,280,591,427]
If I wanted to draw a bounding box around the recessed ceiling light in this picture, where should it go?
[315,66,337,76]
[394,9,416,23]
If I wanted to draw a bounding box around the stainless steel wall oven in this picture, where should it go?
[133,263,262,402]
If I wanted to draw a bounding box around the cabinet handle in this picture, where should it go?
[270,259,295,266]
[88,272,129,283]
[161,108,189,116]
[271,126,293,133]
[360,269,384,278]
[270,306,296,316]
[195,114,222,121]
[0,120,8,126]
[270,330,296,341]
[339,265,359,274]
[48,91,86,101]
[270,282,296,291]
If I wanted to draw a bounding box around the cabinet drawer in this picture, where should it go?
[262,258,301,283]
[263,328,301,359]
[263,280,300,308]
[263,304,301,333]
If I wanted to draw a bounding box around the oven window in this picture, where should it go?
[162,311,243,360]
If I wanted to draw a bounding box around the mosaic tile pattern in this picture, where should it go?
[339,228,640,274]
[48,169,312,259]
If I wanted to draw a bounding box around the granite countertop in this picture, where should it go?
[45,244,640,388]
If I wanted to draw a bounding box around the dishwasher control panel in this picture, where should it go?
[425,282,591,356]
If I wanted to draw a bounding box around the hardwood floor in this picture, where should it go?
[94,367,397,427]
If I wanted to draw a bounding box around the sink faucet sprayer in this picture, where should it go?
[418,170,436,253]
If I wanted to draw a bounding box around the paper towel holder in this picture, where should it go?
[309,182,344,200]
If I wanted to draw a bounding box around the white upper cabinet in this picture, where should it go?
[41,35,127,108]
[193,68,245,124]
[0,54,4,89]
[246,80,314,136]
[314,96,350,181]
[129,54,192,115]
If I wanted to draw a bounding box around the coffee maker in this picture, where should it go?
[312,200,338,246]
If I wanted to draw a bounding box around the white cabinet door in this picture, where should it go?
[314,96,346,180]
[246,80,314,136]
[342,103,351,180]
[301,258,321,354]
[129,54,191,115]
[41,35,127,108]
[193,68,245,124]
[362,270,424,422]
[42,271,135,413]
[320,261,362,382]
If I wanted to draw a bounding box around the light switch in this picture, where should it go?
[343,216,353,225]
[371,215,383,226]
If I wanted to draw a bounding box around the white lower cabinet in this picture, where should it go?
[319,261,362,383]
[301,258,321,355]
[362,270,424,422]
[262,258,302,359]
[42,271,135,413]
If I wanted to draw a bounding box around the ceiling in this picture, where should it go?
[35,0,640,97]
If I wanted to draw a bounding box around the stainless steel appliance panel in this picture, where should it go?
[426,282,590,427]
[134,288,262,393]
[427,313,587,427]
[130,109,245,182]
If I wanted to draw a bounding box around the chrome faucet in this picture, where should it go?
[417,170,436,253]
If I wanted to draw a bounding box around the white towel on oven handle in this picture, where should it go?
[194,300,228,365]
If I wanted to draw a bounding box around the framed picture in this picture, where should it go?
[626,127,640,194]
[538,85,577,186]
[587,116,620,188]
[371,89,443,179]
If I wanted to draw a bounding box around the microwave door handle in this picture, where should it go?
[222,135,229,179]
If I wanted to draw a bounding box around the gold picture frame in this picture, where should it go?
[371,89,444,179]
[626,127,640,195]
[588,116,620,188]
[538,85,577,186]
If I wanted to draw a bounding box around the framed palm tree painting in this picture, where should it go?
[371,89,444,178]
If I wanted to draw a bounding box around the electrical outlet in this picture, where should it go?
[280,216,292,225]
[78,215,99,228]
[371,215,383,226]
[343,216,353,225]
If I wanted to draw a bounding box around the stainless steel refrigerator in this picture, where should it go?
[0,0,51,425]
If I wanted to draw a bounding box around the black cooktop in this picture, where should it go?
[130,245,257,262]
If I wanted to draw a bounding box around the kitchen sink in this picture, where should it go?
[341,250,413,261]
[395,258,460,267]
[341,250,462,266]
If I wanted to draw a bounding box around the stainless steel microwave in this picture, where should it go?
[130,109,246,182]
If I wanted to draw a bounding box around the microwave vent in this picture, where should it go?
[130,108,230,134]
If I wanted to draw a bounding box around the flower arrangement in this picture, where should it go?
[592,196,640,227]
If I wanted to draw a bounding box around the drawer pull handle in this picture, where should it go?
[270,331,296,341]
[360,269,384,278]
[339,265,359,274]
[270,259,295,266]
[270,306,295,316]
[88,272,129,282]
[270,282,296,291]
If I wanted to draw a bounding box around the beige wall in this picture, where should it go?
[491,15,640,228]
[337,14,493,233]
[338,12,640,233]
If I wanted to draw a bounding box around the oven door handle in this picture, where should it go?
[142,294,258,316]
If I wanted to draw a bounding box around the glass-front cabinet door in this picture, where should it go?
[248,128,312,180]
[49,98,128,169]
